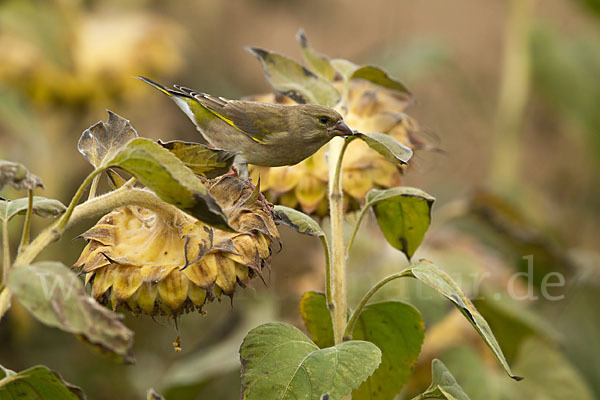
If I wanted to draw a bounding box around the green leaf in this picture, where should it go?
[245,47,341,107]
[297,29,336,81]
[0,196,66,222]
[355,132,413,166]
[272,205,325,238]
[299,291,334,348]
[0,160,43,191]
[350,66,412,97]
[240,322,381,400]
[0,364,85,400]
[77,110,138,169]
[6,262,134,363]
[364,187,434,260]
[351,301,425,400]
[411,359,471,400]
[158,140,235,179]
[409,260,521,381]
[106,138,230,231]
[330,59,358,83]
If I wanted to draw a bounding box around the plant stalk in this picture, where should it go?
[18,190,34,253]
[56,168,104,232]
[2,220,9,283]
[14,183,179,267]
[328,137,352,344]
[343,269,413,340]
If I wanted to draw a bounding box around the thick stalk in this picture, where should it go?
[343,269,413,341]
[2,220,9,283]
[490,0,535,190]
[328,137,351,344]
[18,190,34,252]
[14,185,180,267]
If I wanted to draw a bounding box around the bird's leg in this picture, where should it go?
[233,159,249,181]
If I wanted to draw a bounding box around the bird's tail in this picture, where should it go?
[137,76,192,98]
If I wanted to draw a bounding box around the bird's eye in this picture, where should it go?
[319,116,329,124]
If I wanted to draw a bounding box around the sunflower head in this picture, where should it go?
[73,176,279,316]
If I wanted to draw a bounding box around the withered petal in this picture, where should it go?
[187,284,207,307]
[91,266,115,299]
[111,265,143,302]
[133,283,158,314]
[214,256,237,295]
[157,270,189,312]
[183,254,218,289]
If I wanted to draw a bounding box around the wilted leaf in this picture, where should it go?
[299,291,334,348]
[272,205,325,238]
[246,47,341,107]
[6,262,134,363]
[297,29,336,81]
[240,322,381,400]
[158,140,235,178]
[411,359,471,400]
[409,260,521,381]
[365,187,434,260]
[0,196,66,222]
[78,110,138,168]
[0,160,43,191]
[355,132,413,166]
[106,138,230,230]
[0,364,86,400]
[350,66,412,97]
[351,301,425,400]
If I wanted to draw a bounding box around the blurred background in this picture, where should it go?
[1,0,599,399]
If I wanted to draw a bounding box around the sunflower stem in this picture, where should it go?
[18,189,34,253]
[328,137,352,344]
[14,179,178,266]
[2,220,10,284]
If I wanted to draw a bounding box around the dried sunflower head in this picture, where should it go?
[248,79,423,216]
[73,176,279,316]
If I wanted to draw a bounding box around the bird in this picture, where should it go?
[138,76,354,179]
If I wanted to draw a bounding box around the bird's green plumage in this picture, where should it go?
[138,76,353,173]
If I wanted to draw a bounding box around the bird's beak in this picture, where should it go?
[331,120,354,137]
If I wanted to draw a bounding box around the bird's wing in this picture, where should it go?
[178,89,285,144]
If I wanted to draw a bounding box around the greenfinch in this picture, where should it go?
[138,76,353,178]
